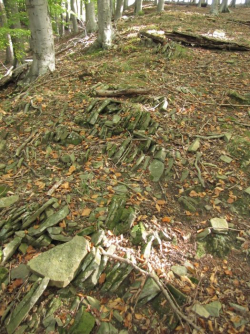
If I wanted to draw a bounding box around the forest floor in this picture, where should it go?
[0,3,250,334]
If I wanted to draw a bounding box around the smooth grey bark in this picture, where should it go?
[3,0,24,66]
[220,0,230,12]
[230,0,236,7]
[124,0,129,10]
[114,0,124,20]
[134,0,143,15]
[0,0,14,65]
[157,0,165,12]
[246,0,250,7]
[59,13,65,36]
[210,0,219,14]
[97,0,112,49]
[26,0,55,81]
[110,0,115,15]
[85,1,97,33]
[70,0,78,33]
[154,0,158,5]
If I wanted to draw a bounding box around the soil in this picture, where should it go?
[0,3,250,334]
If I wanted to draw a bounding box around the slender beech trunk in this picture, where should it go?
[70,0,78,33]
[134,0,142,15]
[157,0,165,12]
[3,0,24,66]
[210,0,219,14]
[114,0,124,20]
[220,0,230,12]
[26,0,55,81]
[85,0,97,33]
[97,0,112,49]
[0,0,14,64]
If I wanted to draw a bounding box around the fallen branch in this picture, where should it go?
[165,31,250,51]
[194,152,205,188]
[15,130,39,157]
[100,248,204,333]
[95,88,151,97]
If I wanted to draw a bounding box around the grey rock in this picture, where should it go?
[210,217,228,233]
[28,236,89,288]
[204,301,222,317]
[28,205,69,236]
[171,265,187,277]
[0,195,19,208]
[148,159,165,182]
[10,264,30,280]
[192,303,210,318]
[2,237,22,264]
[6,277,49,334]
[187,139,200,152]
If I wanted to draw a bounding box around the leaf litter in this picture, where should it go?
[0,3,250,334]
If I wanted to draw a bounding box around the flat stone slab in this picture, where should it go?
[210,217,228,233]
[28,236,89,288]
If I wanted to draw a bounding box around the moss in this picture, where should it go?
[227,136,250,163]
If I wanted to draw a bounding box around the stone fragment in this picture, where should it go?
[138,277,160,304]
[244,187,250,195]
[6,277,49,334]
[68,306,95,334]
[10,264,30,280]
[171,265,187,277]
[192,303,210,318]
[2,237,22,264]
[148,159,164,182]
[204,301,222,317]
[28,205,69,236]
[28,236,89,288]
[0,267,8,285]
[210,217,228,233]
[187,139,200,152]
[0,195,19,208]
[220,155,233,163]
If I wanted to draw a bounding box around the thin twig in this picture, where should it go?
[100,249,204,333]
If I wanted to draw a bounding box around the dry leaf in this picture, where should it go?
[135,313,144,320]
[82,208,91,216]
[99,273,106,285]
[155,204,161,212]
[156,200,166,205]
[189,190,198,197]
[162,216,171,223]
[67,165,76,175]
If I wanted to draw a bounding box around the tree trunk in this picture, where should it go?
[59,13,65,37]
[154,0,158,5]
[134,0,142,15]
[157,0,164,12]
[114,0,124,20]
[0,0,14,65]
[26,0,55,81]
[85,1,97,33]
[3,0,24,66]
[70,0,79,33]
[124,0,129,10]
[97,0,112,49]
[220,0,230,12]
[230,0,236,7]
[246,0,250,7]
[210,0,219,14]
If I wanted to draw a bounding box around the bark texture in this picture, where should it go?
[26,0,55,80]
[97,0,112,49]
[85,1,97,33]
[134,0,142,15]
[157,0,165,12]
[114,0,124,20]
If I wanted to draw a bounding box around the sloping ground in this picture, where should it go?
[0,4,250,334]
